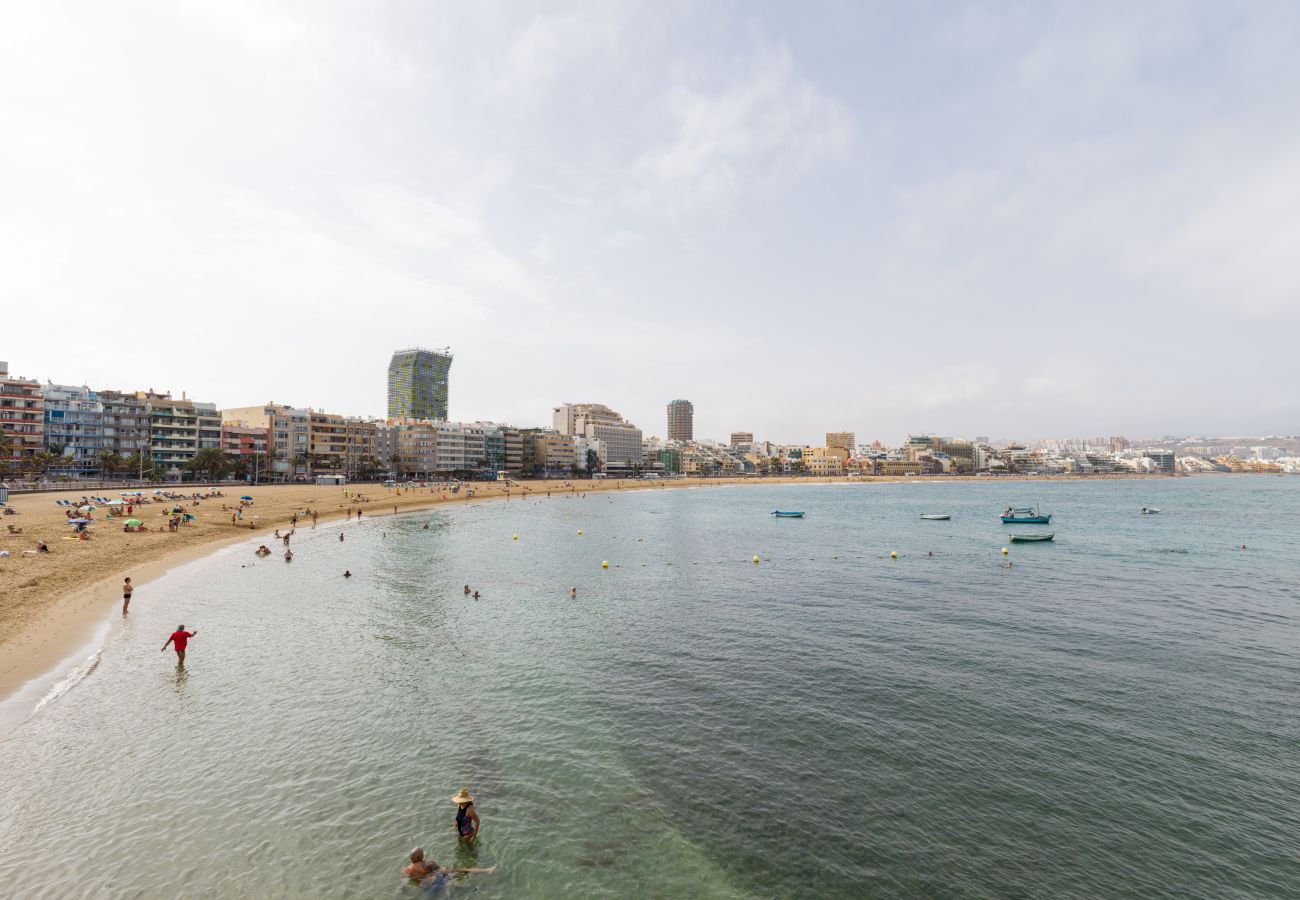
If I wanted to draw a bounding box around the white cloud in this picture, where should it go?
[626,38,852,217]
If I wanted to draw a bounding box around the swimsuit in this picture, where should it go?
[422,872,452,893]
[456,805,475,836]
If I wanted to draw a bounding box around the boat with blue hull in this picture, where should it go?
[1001,505,1051,524]
[772,510,805,518]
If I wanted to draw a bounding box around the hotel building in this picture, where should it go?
[388,347,452,421]
[553,403,643,474]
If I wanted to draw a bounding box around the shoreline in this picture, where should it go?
[0,472,1177,704]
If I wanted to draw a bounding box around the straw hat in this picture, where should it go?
[451,788,474,805]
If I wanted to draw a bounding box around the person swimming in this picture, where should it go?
[343,570,352,578]
[401,847,495,889]
[463,585,470,595]
[570,586,577,598]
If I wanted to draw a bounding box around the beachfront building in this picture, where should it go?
[42,383,103,477]
[825,432,856,459]
[392,421,439,477]
[434,422,487,475]
[804,449,845,477]
[99,390,150,468]
[139,391,205,478]
[220,423,269,457]
[388,347,452,421]
[1143,449,1176,474]
[553,403,643,475]
[0,362,44,473]
[222,403,310,480]
[730,432,753,449]
[344,418,379,478]
[309,410,348,475]
[522,428,574,479]
[667,399,694,442]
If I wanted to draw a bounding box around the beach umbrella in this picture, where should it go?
[78,505,95,512]
[124,519,142,526]
[106,500,125,505]
[68,518,91,525]
[240,495,253,500]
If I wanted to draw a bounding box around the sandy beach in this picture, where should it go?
[0,473,1167,701]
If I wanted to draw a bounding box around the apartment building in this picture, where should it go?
[140,391,200,475]
[825,432,856,459]
[523,429,574,478]
[666,399,693,442]
[309,410,348,474]
[0,361,44,469]
[223,403,311,480]
[42,383,103,477]
[344,418,379,477]
[99,390,150,461]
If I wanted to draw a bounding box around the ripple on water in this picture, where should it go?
[1,478,1300,897]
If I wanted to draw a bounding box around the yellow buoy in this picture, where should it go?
[601,560,609,569]
[890,551,897,558]
[753,555,760,564]
[513,533,519,540]
[1001,547,1008,555]
[577,530,583,535]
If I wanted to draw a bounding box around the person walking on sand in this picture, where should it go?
[162,625,197,665]
[122,577,134,614]
[452,788,480,842]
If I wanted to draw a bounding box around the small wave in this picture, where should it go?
[33,648,103,714]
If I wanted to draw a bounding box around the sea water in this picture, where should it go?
[1,477,1299,898]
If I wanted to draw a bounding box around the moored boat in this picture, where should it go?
[1001,505,1051,524]
[920,513,951,520]
[1008,532,1055,542]
[772,510,804,518]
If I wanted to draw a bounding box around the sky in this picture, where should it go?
[2,1,1298,446]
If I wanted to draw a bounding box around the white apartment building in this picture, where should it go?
[552,403,643,472]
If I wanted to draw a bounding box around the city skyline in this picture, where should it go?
[4,4,1300,439]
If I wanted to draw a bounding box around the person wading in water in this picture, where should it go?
[161,625,198,665]
[452,788,480,842]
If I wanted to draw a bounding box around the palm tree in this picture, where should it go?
[31,451,55,479]
[187,447,229,483]
[98,450,122,481]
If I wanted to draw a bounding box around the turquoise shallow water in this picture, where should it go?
[2,477,1300,898]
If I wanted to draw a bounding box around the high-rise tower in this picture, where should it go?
[666,399,693,442]
[387,347,452,421]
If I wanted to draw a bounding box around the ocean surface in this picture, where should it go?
[2,477,1299,898]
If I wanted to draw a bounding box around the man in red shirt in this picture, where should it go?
[161,625,198,664]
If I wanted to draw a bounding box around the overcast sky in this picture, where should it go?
[3,1,1298,445]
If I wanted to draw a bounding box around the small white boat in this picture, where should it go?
[1141,507,1160,515]
[920,514,951,520]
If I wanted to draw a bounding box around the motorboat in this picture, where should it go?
[1001,505,1051,524]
